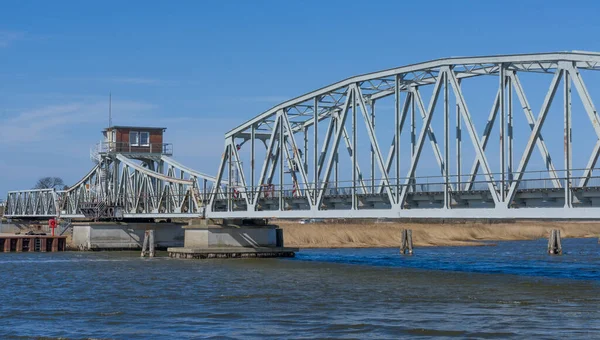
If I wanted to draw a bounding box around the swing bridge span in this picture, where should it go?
[7,51,600,221]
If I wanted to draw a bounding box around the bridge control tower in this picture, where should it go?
[96,126,172,159]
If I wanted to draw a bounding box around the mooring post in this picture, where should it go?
[148,230,155,258]
[548,229,562,255]
[141,231,149,257]
[400,229,413,255]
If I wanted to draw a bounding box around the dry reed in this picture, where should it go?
[276,220,600,248]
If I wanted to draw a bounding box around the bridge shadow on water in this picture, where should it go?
[291,238,600,282]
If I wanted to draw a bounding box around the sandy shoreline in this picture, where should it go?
[276,220,600,248]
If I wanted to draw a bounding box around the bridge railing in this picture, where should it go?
[95,142,173,155]
[216,167,600,200]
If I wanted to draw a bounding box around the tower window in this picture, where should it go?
[140,132,150,146]
[129,131,139,146]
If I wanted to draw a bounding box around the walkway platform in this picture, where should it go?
[0,234,67,252]
[167,246,298,259]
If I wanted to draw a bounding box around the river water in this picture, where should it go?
[1,238,599,339]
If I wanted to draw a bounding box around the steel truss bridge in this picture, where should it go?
[7,51,600,220]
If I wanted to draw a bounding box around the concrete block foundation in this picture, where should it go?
[168,224,297,259]
[71,222,185,250]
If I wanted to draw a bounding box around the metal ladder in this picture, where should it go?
[59,218,73,236]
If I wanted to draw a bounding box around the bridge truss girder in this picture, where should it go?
[4,155,222,219]
[208,52,600,219]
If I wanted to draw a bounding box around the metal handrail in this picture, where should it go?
[96,142,173,155]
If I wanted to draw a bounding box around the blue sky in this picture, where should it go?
[1,0,600,195]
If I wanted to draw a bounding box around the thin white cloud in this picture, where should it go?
[0,30,25,48]
[236,95,290,103]
[0,100,157,144]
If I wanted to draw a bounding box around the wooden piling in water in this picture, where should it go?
[149,230,155,258]
[548,229,562,255]
[400,229,413,255]
[4,238,11,252]
[141,230,155,257]
[16,238,23,252]
[40,237,47,252]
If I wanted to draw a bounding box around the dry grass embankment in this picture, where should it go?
[277,220,600,248]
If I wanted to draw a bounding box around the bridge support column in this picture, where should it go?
[400,229,413,255]
[548,229,562,255]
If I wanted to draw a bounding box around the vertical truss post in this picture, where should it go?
[395,75,401,204]
[371,99,376,194]
[456,80,461,190]
[279,110,285,211]
[499,64,506,201]
[411,87,416,160]
[303,127,308,174]
[444,71,450,209]
[564,68,572,208]
[352,87,358,210]
[313,96,319,204]
[203,178,207,206]
[251,123,255,203]
[227,144,233,211]
[334,116,339,190]
[507,75,513,183]
[410,87,416,192]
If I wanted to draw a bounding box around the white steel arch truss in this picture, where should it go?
[208,51,600,219]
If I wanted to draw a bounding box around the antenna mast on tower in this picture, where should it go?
[108,92,112,128]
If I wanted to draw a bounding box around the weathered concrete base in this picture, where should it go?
[183,225,283,248]
[167,247,298,259]
[72,222,185,250]
[169,222,297,259]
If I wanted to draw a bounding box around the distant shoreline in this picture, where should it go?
[276,220,600,248]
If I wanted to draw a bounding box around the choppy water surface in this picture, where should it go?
[1,238,600,339]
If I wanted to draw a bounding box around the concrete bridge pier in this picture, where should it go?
[167,219,297,259]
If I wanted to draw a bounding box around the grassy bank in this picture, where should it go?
[276,220,600,248]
